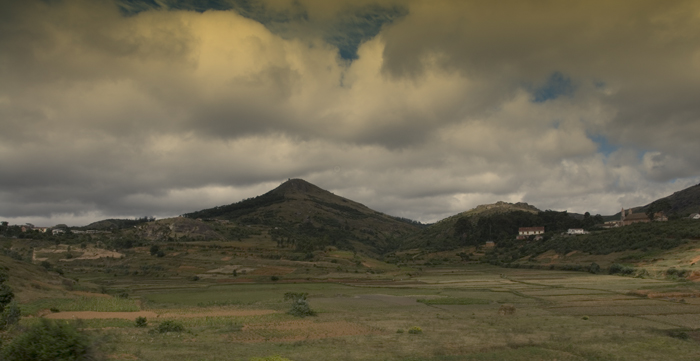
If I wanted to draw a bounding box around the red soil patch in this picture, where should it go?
[217,278,256,283]
[43,309,275,320]
[70,291,113,298]
[178,265,206,272]
[630,289,700,298]
[158,309,276,318]
[249,267,296,276]
[45,311,157,320]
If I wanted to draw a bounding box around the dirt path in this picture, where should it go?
[44,311,157,320]
[43,309,276,320]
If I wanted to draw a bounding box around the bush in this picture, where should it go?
[608,263,635,275]
[498,304,516,315]
[0,284,14,312]
[153,320,184,333]
[286,293,316,318]
[1,319,94,361]
[134,316,148,328]
[408,326,423,334]
[1,302,21,329]
[666,267,690,278]
[589,263,601,274]
[270,275,280,281]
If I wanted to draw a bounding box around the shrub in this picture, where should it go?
[270,275,280,281]
[408,326,423,334]
[589,263,601,274]
[396,329,404,333]
[667,329,690,340]
[50,307,60,313]
[498,304,516,315]
[1,319,94,361]
[666,267,690,278]
[153,320,184,333]
[284,292,308,301]
[609,263,635,275]
[0,284,14,312]
[134,316,148,328]
[286,293,316,318]
[1,302,21,329]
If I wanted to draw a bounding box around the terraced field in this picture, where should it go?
[12,264,700,360]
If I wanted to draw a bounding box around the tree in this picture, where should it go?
[0,271,14,313]
[284,292,316,317]
[1,319,94,361]
[149,245,159,256]
[646,199,671,220]
[1,302,21,329]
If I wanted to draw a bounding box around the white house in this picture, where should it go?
[567,228,587,235]
[517,227,545,240]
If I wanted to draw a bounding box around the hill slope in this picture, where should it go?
[183,179,421,255]
[403,201,605,251]
[402,201,541,250]
[642,183,700,217]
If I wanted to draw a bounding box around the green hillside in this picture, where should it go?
[402,201,605,251]
[182,179,421,255]
[641,183,700,217]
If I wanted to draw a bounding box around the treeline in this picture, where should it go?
[486,219,700,264]
[439,210,604,250]
[77,217,155,231]
[183,191,285,220]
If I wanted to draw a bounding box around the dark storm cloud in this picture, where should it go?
[116,0,406,60]
[1,0,699,226]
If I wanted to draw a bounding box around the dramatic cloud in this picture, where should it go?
[1,0,699,226]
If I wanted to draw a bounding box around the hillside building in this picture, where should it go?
[621,208,650,226]
[567,228,587,235]
[517,226,544,240]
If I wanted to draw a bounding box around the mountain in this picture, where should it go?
[182,179,422,255]
[603,183,700,221]
[642,183,700,217]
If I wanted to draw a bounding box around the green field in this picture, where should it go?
[8,264,700,361]
[5,232,700,361]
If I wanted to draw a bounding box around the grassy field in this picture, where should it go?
[5,234,700,361]
[8,264,700,360]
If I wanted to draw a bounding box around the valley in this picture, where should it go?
[2,179,700,360]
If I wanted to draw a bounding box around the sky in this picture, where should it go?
[2,0,700,227]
